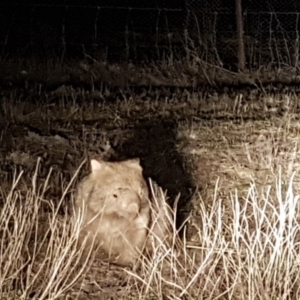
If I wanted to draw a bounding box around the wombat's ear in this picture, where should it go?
[125,158,142,170]
[90,159,105,172]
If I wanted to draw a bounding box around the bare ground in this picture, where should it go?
[1,60,300,299]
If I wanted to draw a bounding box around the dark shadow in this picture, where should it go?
[114,118,195,231]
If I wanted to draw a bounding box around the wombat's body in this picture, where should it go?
[75,158,150,266]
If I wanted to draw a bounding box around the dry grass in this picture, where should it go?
[1,158,300,299]
[1,70,300,298]
[1,55,300,90]
[0,161,91,300]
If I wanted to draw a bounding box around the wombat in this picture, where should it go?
[74,158,150,266]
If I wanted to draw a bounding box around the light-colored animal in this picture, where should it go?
[74,158,150,266]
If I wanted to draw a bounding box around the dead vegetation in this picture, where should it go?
[2,55,300,90]
[1,60,300,299]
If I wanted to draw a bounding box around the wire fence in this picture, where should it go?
[1,1,300,66]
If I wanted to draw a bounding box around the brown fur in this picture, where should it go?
[74,158,150,266]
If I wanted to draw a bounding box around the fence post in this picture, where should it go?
[235,0,245,71]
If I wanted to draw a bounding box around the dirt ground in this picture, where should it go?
[1,61,300,299]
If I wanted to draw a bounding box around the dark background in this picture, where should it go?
[0,0,299,63]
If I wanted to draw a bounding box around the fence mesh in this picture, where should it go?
[1,1,300,66]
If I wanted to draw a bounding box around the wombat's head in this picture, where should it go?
[88,158,149,219]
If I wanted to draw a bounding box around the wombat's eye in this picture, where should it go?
[113,194,118,198]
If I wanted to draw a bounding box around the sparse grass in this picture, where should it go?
[1,158,300,299]
[0,163,92,300]
[2,64,300,298]
[1,55,300,90]
[124,170,300,299]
